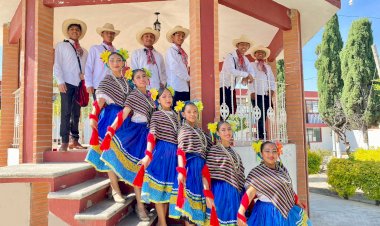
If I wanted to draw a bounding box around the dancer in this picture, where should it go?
[237,141,311,226]
[169,101,218,226]
[134,86,179,226]
[100,68,157,221]
[206,121,245,225]
[86,49,130,203]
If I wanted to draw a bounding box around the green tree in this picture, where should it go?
[340,18,380,145]
[315,14,351,154]
[276,59,285,94]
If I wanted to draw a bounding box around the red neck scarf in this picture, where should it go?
[145,46,156,65]
[177,45,188,66]
[103,41,114,51]
[257,59,267,74]
[236,49,245,68]
[73,40,83,57]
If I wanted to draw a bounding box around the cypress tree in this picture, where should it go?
[340,18,380,144]
[315,14,350,153]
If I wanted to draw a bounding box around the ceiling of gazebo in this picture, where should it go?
[1,0,339,62]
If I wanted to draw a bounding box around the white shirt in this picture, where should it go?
[248,61,276,95]
[54,39,88,86]
[165,44,190,92]
[220,51,255,88]
[85,43,116,89]
[131,48,167,90]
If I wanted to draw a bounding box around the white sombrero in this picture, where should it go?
[232,35,254,48]
[136,27,160,45]
[252,45,271,59]
[96,23,120,36]
[166,25,190,43]
[62,19,87,40]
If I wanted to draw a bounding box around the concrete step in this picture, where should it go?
[48,177,110,200]
[48,177,110,226]
[0,163,96,192]
[116,210,157,226]
[44,149,88,163]
[75,194,136,226]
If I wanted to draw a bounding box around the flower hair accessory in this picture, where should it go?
[149,88,159,101]
[116,48,129,61]
[252,140,263,161]
[194,100,204,113]
[100,48,129,65]
[167,86,175,96]
[275,141,283,156]
[124,68,133,80]
[142,68,152,78]
[207,122,218,142]
[100,50,112,64]
[174,100,185,113]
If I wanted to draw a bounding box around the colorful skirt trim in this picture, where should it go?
[101,120,149,185]
[247,200,312,226]
[169,153,207,226]
[141,140,178,203]
[85,104,123,172]
[206,179,243,226]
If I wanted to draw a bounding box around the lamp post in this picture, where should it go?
[154,12,161,32]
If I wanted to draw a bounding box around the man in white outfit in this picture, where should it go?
[165,25,190,104]
[131,27,166,90]
[220,35,255,118]
[85,23,120,100]
[247,45,276,140]
[54,19,88,151]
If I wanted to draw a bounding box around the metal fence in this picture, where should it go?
[220,72,288,145]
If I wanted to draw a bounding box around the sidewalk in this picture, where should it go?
[308,173,377,205]
[310,193,380,226]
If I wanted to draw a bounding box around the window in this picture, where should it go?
[306,100,319,113]
[307,128,322,142]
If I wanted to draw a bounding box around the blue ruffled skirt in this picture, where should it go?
[206,179,243,226]
[141,140,178,203]
[247,200,312,226]
[101,119,149,185]
[169,153,207,226]
[85,104,123,172]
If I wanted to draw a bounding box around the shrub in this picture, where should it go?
[352,148,380,162]
[327,158,357,199]
[308,151,323,174]
[356,161,380,203]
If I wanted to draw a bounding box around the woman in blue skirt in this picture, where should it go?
[237,141,312,226]
[86,50,130,203]
[100,68,156,221]
[168,101,217,226]
[134,87,179,226]
[206,121,245,226]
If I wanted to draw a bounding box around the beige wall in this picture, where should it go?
[0,183,30,226]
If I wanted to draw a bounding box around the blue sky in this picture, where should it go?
[0,1,379,88]
[303,0,380,91]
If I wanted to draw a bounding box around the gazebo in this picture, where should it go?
[0,0,340,225]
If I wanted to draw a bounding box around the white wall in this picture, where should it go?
[309,127,333,150]
[309,127,380,152]
[0,183,30,226]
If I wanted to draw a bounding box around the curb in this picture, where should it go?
[309,187,378,206]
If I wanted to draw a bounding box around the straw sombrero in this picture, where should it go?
[136,27,160,45]
[232,35,254,48]
[166,25,190,43]
[252,45,271,59]
[62,19,87,40]
[96,23,120,36]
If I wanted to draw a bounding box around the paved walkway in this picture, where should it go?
[310,193,380,226]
